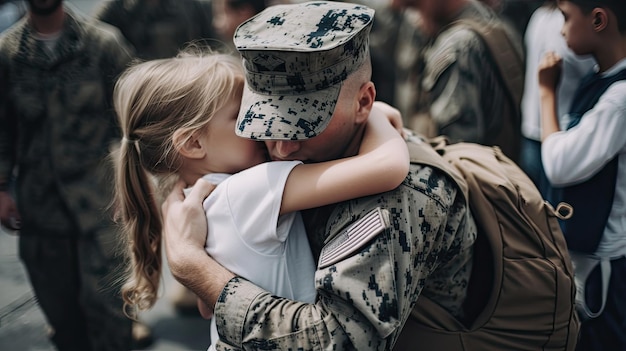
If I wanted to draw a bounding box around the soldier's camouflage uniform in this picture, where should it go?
[399,1,522,153]
[0,7,135,350]
[93,0,218,60]
[211,2,477,349]
[213,151,477,350]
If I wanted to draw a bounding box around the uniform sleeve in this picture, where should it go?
[212,164,474,350]
[542,82,626,186]
[0,54,15,186]
[101,27,135,87]
[423,29,493,144]
[225,160,302,248]
[92,0,122,29]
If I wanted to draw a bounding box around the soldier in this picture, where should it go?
[395,0,524,163]
[162,2,478,349]
[0,0,137,350]
[93,0,218,60]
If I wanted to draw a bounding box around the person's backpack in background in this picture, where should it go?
[454,18,524,163]
[394,136,579,351]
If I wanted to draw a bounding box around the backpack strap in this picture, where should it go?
[570,253,611,321]
[406,134,468,199]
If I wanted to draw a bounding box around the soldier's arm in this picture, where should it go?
[0,55,20,227]
[210,165,470,350]
[101,26,135,86]
[0,59,15,190]
[92,0,123,28]
[424,30,489,144]
[95,22,135,119]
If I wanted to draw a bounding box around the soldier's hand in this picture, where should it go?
[162,178,215,256]
[162,178,235,309]
[0,191,21,234]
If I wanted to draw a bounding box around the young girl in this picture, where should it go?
[539,0,626,349]
[111,49,409,349]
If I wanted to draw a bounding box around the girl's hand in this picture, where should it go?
[538,51,562,93]
[372,101,406,138]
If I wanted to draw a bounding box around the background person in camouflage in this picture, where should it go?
[0,0,136,349]
[93,0,218,60]
[161,2,477,349]
[392,0,524,162]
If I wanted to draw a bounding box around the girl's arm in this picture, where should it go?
[280,102,409,214]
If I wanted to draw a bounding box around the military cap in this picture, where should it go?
[233,1,375,140]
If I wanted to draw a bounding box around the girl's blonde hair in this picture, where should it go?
[111,48,244,317]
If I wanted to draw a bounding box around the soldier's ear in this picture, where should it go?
[355,81,376,124]
[173,129,205,160]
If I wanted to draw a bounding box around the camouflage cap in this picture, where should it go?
[233,1,374,140]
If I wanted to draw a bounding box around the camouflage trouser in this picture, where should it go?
[19,228,132,351]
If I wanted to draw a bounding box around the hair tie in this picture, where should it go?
[122,136,141,155]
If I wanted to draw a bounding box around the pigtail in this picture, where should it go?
[110,49,245,318]
[112,136,163,318]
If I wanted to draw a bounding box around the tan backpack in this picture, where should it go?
[394,137,579,351]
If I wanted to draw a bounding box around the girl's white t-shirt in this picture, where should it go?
[195,161,316,349]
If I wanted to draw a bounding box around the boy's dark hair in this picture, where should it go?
[567,0,626,32]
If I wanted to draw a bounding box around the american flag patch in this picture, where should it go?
[318,207,390,269]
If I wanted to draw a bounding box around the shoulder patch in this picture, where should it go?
[422,46,456,92]
[318,207,390,269]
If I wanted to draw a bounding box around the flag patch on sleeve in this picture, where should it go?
[318,207,390,269]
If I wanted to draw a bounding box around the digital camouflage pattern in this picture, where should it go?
[234,1,374,140]
[401,1,522,153]
[0,7,135,350]
[211,137,477,350]
[0,9,133,236]
[209,3,476,349]
[93,0,217,60]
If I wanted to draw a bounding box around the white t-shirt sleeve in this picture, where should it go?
[223,160,302,249]
[542,81,626,186]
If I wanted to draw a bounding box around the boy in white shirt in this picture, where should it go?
[538,0,626,349]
